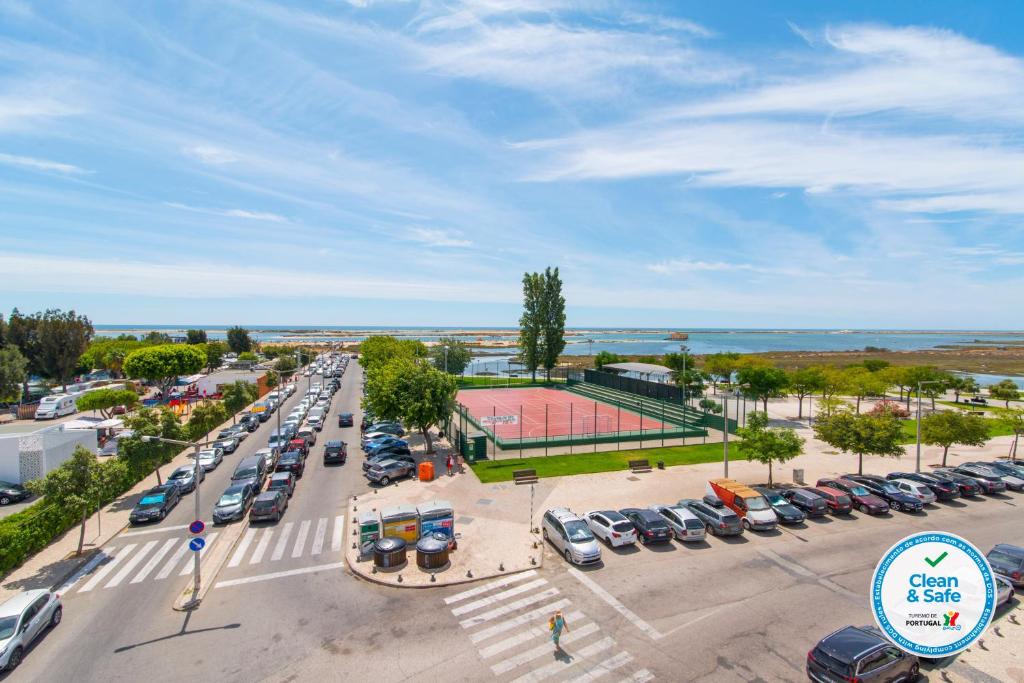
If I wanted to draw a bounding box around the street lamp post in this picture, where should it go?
[915,380,944,473]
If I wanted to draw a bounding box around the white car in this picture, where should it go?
[583,510,637,547]
[190,448,224,471]
[543,508,602,565]
[891,478,937,505]
[0,589,62,671]
[650,505,706,542]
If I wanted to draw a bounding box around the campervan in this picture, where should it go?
[35,395,77,420]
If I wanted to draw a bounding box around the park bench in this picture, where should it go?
[513,468,538,485]
[628,459,652,473]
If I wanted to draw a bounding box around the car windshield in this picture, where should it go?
[879,482,900,494]
[0,615,16,640]
[169,470,189,480]
[848,485,869,496]
[745,497,769,511]
[218,492,243,506]
[563,520,594,542]
[988,550,1023,568]
[611,521,633,532]
[138,494,165,507]
[836,495,852,505]
[766,494,787,506]
[722,513,740,523]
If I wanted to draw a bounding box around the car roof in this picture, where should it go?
[992,544,1024,557]
[818,625,886,662]
[621,508,662,522]
[589,510,627,521]
[0,589,51,617]
[280,450,301,458]
[892,478,924,488]
[326,440,344,446]
[813,486,844,496]
[254,491,280,501]
[548,507,581,522]
[223,483,249,493]
[269,471,292,480]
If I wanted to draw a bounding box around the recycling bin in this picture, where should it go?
[416,499,454,541]
[416,535,450,570]
[358,509,381,546]
[418,461,435,482]
[469,432,487,462]
[380,504,419,543]
[373,537,407,569]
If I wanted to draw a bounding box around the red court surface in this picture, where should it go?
[456,387,666,440]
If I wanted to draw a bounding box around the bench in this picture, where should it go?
[513,468,538,485]
[628,459,652,473]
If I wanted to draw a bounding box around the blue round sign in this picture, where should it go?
[189,520,205,534]
[188,537,206,552]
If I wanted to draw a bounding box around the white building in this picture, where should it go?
[0,423,98,485]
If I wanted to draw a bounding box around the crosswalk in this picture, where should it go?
[60,515,344,596]
[444,570,654,683]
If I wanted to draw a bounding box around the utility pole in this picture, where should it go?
[723,391,730,478]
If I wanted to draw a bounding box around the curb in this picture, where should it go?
[172,516,249,611]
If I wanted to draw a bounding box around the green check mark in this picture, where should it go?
[924,551,948,568]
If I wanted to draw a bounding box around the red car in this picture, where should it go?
[807,486,853,515]
[287,438,308,457]
[816,478,889,515]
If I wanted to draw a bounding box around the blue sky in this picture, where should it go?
[1,0,1023,328]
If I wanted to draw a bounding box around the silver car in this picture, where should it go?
[212,436,239,454]
[650,504,706,542]
[167,464,204,493]
[542,508,602,565]
[891,478,936,505]
[0,589,62,671]
[191,448,224,471]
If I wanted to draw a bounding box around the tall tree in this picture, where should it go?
[518,272,544,381]
[221,381,258,423]
[880,366,911,403]
[76,388,139,419]
[813,410,905,475]
[998,409,1024,461]
[903,365,944,409]
[665,349,704,398]
[735,365,789,412]
[185,329,208,345]
[788,367,825,419]
[201,341,228,371]
[701,352,741,391]
[37,309,94,390]
[989,379,1021,409]
[736,411,804,486]
[27,445,105,555]
[921,411,989,467]
[142,331,172,345]
[5,309,42,397]
[947,376,979,403]
[122,406,186,484]
[430,336,472,375]
[843,367,890,414]
[274,355,297,374]
[0,344,29,403]
[123,344,206,397]
[359,336,427,373]
[226,326,253,353]
[186,401,228,441]
[540,267,567,380]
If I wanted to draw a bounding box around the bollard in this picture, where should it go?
[352,542,356,549]
[430,574,436,583]
[372,566,377,574]
[531,557,536,565]
[466,569,473,578]
[397,574,403,583]
[499,562,504,571]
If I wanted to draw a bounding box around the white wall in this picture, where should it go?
[0,435,20,482]
[0,426,97,484]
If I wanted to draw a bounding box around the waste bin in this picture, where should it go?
[416,535,449,570]
[793,468,805,485]
[469,432,488,461]
[380,504,419,543]
[373,537,407,569]
[416,499,454,540]
[358,509,381,546]
[418,461,434,482]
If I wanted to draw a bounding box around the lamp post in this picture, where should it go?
[142,434,203,607]
[915,379,944,473]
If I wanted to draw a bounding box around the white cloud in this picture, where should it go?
[0,152,86,174]
[407,227,473,247]
[182,144,241,165]
[646,258,808,277]
[164,202,288,222]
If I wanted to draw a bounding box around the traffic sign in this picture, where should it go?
[189,520,205,534]
[189,537,206,552]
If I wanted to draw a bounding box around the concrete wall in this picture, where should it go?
[0,426,97,484]
[0,435,20,482]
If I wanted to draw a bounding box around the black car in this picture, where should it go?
[212,482,257,524]
[267,471,296,498]
[275,451,305,477]
[974,461,1024,491]
[845,474,923,513]
[367,422,405,437]
[987,544,1024,587]
[239,413,260,432]
[324,440,347,465]
[0,480,30,506]
[338,413,354,428]
[678,498,744,535]
[129,484,181,524]
[807,625,919,682]
[886,471,960,501]
[952,465,1008,493]
[779,487,828,517]
[752,487,806,524]
[929,469,982,497]
[619,508,672,545]
[369,444,412,459]
[249,490,289,523]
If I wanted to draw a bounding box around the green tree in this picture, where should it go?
[221,381,258,422]
[0,344,29,403]
[699,398,722,414]
[998,409,1024,461]
[364,358,457,454]
[989,379,1021,409]
[358,336,426,373]
[264,369,279,390]
[76,388,139,419]
[947,376,979,403]
[275,355,297,374]
[843,367,890,414]
[701,352,741,391]
[226,326,252,353]
[122,406,186,484]
[36,309,94,390]
[921,411,989,467]
[862,359,891,373]
[26,445,105,555]
[788,367,825,419]
[813,411,905,474]
[185,329,207,345]
[124,344,206,397]
[880,366,911,403]
[430,336,472,374]
[539,267,567,380]
[735,365,788,412]
[518,272,544,381]
[142,331,172,345]
[186,401,228,441]
[237,351,258,362]
[736,411,804,486]
[5,309,42,397]
[201,341,227,372]
[819,365,848,402]
[593,351,624,370]
[903,366,944,409]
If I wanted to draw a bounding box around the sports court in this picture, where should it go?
[456,387,667,440]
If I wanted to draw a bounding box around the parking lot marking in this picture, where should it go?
[330,515,344,552]
[451,578,549,616]
[459,587,562,628]
[105,540,158,588]
[445,570,539,605]
[250,529,273,564]
[478,610,586,659]
[271,522,294,561]
[120,524,190,538]
[757,548,861,603]
[311,518,328,555]
[510,635,616,683]
[214,560,346,589]
[563,651,634,683]
[79,545,134,593]
[57,551,109,594]
[491,622,600,675]
[155,542,189,580]
[131,538,179,583]
[469,598,572,644]
[229,529,257,568]
[179,532,218,575]
[568,568,664,641]
[619,670,654,683]
[292,519,311,558]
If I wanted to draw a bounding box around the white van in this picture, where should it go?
[35,395,77,420]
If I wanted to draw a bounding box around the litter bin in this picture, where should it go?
[358,509,381,546]
[416,499,454,540]
[468,431,487,462]
[418,461,435,482]
[793,468,805,485]
[373,537,407,569]
[416,535,450,570]
[380,504,419,543]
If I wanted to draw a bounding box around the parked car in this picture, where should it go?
[678,498,744,536]
[542,508,602,565]
[323,440,347,465]
[297,427,317,447]
[129,484,181,524]
[167,464,205,493]
[231,455,268,491]
[987,544,1024,587]
[364,458,414,486]
[816,478,889,515]
[706,479,777,531]
[780,488,829,517]
[361,431,394,448]
[212,436,239,454]
[888,478,937,505]
[0,589,62,672]
[364,452,416,472]
[972,461,1024,491]
[365,437,409,455]
[650,504,706,541]
[275,451,306,478]
[583,510,637,547]
[249,490,289,523]
[886,471,960,500]
[925,469,982,497]
[222,424,249,442]
[996,574,1015,608]
[984,460,1024,478]
[287,438,309,457]
[239,413,260,432]
[807,486,854,515]
[368,444,412,460]
[212,482,257,524]
[807,625,919,682]
[338,412,354,427]
[845,474,923,513]
[368,422,405,437]
[0,481,30,506]
[266,471,296,498]
[190,448,224,471]
[618,508,672,545]
[752,487,806,524]
[254,447,279,471]
[951,464,1008,493]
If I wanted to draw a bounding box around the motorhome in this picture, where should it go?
[35,395,77,420]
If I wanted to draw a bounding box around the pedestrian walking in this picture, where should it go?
[446,453,454,477]
[549,610,569,650]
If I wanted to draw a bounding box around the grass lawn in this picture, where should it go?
[898,419,1016,444]
[469,442,724,483]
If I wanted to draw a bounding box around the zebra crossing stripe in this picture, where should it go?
[292,520,311,558]
[469,598,572,644]
[57,551,109,594]
[131,538,179,584]
[491,622,600,675]
[451,578,548,616]
[477,610,585,659]
[330,515,344,552]
[229,529,257,568]
[179,532,218,575]
[105,540,158,588]
[311,518,327,555]
[619,670,654,683]
[509,636,616,683]
[563,652,634,683]
[155,541,189,580]
[271,522,294,561]
[444,570,538,605]
[459,587,561,628]
[79,545,135,593]
[250,529,273,564]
